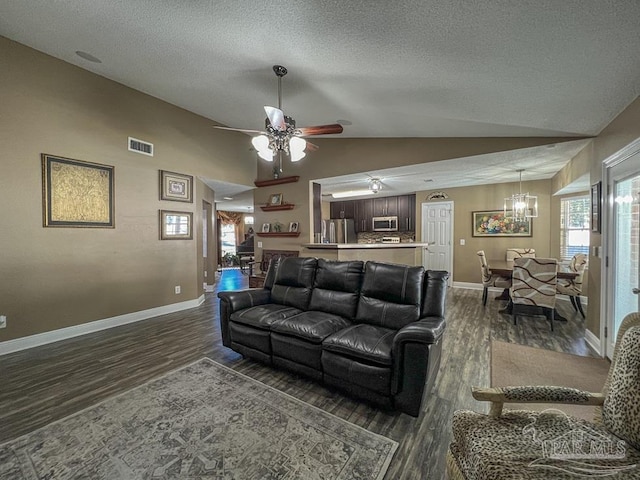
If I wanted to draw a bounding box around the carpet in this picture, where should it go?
[0,358,397,479]
[491,341,610,421]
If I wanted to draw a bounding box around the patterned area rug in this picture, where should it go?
[0,358,397,479]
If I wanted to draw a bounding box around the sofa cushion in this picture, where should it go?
[356,262,424,329]
[230,304,302,330]
[308,259,364,320]
[271,310,352,344]
[322,324,395,366]
[270,257,318,310]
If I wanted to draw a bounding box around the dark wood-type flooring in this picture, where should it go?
[0,270,595,479]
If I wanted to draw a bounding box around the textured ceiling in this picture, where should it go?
[2,1,639,209]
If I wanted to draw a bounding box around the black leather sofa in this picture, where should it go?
[218,257,448,417]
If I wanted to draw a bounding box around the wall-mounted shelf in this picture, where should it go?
[256,232,301,238]
[260,203,295,211]
[254,176,300,187]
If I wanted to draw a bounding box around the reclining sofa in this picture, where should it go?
[218,257,448,417]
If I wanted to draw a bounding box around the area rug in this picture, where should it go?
[0,358,397,479]
[491,341,610,421]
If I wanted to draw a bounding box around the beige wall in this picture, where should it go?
[0,37,255,342]
[413,180,552,284]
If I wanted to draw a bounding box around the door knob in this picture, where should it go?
[633,288,640,295]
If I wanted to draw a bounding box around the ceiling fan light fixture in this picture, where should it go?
[332,189,375,199]
[289,136,306,162]
[252,134,274,161]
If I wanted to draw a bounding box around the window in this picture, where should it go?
[220,223,236,257]
[560,195,590,260]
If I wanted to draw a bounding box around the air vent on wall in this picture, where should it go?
[128,137,153,156]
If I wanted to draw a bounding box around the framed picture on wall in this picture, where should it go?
[160,170,193,203]
[289,222,299,233]
[261,223,271,233]
[159,210,193,240]
[269,193,283,205]
[472,210,532,237]
[591,181,602,233]
[42,153,115,228]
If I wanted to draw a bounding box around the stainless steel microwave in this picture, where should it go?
[372,216,398,231]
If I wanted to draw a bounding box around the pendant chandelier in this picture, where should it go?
[504,169,538,221]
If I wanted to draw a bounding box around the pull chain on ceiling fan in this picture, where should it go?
[214,65,344,174]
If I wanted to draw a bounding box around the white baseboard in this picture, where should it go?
[584,328,602,357]
[0,295,205,356]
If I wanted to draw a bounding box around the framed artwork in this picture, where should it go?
[472,210,532,237]
[261,223,271,233]
[42,153,115,228]
[160,210,193,240]
[289,221,299,233]
[160,170,193,203]
[591,181,602,233]
[269,193,283,205]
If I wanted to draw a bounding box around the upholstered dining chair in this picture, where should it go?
[511,257,558,331]
[506,248,536,261]
[556,253,588,319]
[477,250,511,306]
[447,312,640,480]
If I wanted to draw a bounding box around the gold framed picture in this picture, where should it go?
[160,170,193,203]
[160,210,193,240]
[269,193,283,205]
[42,153,115,228]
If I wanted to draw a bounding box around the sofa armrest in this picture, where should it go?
[472,386,605,417]
[392,316,446,348]
[217,289,271,347]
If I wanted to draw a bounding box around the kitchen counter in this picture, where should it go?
[302,243,430,249]
[301,242,430,266]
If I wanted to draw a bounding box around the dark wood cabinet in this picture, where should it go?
[397,194,416,231]
[329,200,356,220]
[332,194,415,233]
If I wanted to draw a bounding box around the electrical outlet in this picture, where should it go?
[460,239,466,246]
[204,270,207,278]
[258,241,263,248]
[0,315,6,329]
[175,285,181,294]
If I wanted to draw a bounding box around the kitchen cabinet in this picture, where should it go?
[373,197,398,217]
[330,200,356,220]
[355,198,373,232]
[397,194,416,232]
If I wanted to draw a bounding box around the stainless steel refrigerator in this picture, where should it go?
[324,218,357,244]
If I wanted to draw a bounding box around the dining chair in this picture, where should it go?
[477,251,511,306]
[556,253,588,319]
[447,312,640,480]
[511,257,558,330]
[506,248,536,261]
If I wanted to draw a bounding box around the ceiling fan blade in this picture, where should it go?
[213,126,265,135]
[264,106,286,130]
[305,141,319,152]
[297,124,344,136]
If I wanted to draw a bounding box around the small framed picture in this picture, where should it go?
[160,210,193,240]
[160,170,193,203]
[289,221,299,233]
[269,193,283,205]
[261,223,271,233]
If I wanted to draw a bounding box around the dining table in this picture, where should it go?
[488,259,579,321]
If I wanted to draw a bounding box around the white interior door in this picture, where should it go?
[604,144,640,358]
[422,201,453,286]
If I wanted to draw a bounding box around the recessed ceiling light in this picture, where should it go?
[223,196,233,200]
[75,51,102,63]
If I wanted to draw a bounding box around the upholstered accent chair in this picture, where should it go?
[511,257,558,331]
[477,250,511,306]
[506,248,536,261]
[556,253,588,319]
[447,312,640,480]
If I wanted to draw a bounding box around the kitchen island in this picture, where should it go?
[301,242,430,266]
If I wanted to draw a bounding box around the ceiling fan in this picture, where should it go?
[214,65,344,172]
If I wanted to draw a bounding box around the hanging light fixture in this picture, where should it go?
[504,169,538,221]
